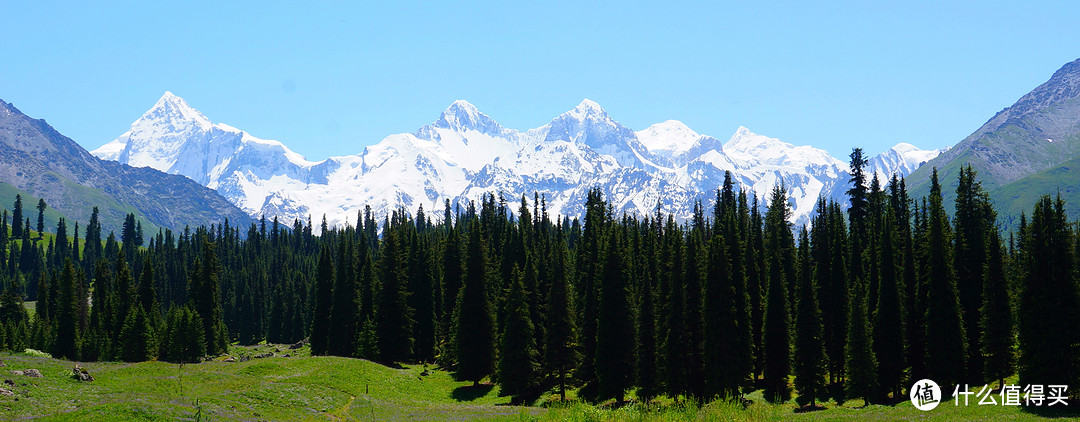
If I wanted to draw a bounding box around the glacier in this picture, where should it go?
[92,92,944,230]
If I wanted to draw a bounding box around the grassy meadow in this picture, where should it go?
[1,347,1077,421]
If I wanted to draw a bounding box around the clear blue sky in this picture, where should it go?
[2,1,1078,161]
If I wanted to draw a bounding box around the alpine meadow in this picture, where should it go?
[6,3,1080,419]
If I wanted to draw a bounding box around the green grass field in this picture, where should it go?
[1,348,1076,421]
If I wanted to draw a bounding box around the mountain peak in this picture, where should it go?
[574,98,604,115]
[636,120,703,153]
[431,99,503,134]
[144,91,211,128]
[444,99,480,117]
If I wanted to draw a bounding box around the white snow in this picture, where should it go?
[93,93,940,231]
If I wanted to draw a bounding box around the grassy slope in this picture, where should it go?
[1,350,1074,421]
[0,182,70,237]
[993,155,1080,227]
[0,181,162,239]
[0,349,536,421]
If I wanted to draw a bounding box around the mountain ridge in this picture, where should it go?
[0,98,253,235]
[92,93,941,229]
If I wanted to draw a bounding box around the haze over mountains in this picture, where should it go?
[92,94,941,229]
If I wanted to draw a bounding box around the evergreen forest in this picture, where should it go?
[1,148,1077,407]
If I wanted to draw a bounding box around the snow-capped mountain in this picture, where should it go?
[93,92,943,229]
[867,142,948,182]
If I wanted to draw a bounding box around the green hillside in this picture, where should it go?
[994,155,1080,227]
[0,350,533,421]
[0,181,161,239]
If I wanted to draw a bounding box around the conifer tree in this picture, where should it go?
[683,220,706,401]
[847,148,869,282]
[440,224,464,365]
[11,195,23,239]
[119,303,156,362]
[980,229,1014,389]
[595,229,634,404]
[953,165,992,383]
[762,184,793,402]
[190,239,228,356]
[1018,195,1080,393]
[575,188,606,393]
[663,222,688,399]
[329,237,359,357]
[455,220,495,385]
[924,168,967,391]
[376,222,414,363]
[716,172,753,389]
[310,246,334,356]
[497,267,539,404]
[36,198,46,235]
[162,306,205,363]
[746,194,766,382]
[704,233,742,399]
[844,278,877,407]
[635,262,659,401]
[544,238,579,401]
[52,259,80,360]
[872,210,905,400]
[409,230,436,363]
[794,227,826,408]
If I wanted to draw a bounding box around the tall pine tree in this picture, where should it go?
[923,168,967,391]
[455,220,496,385]
[1018,195,1080,395]
[793,227,826,408]
[594,229,634,404]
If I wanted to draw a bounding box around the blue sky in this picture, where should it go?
[2,1,1078,161]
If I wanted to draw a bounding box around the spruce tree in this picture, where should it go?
[329,237,359,357]
[793,227,826,408]
[847,148,869,282]
[635,262,659,401]
[36,198,46,235]
[717,173,753,390]
[762,184,793,402]
[497,267,539,404]
[980,229,1014,389]
[376,222,414,363]
[52,259,79,360]
[310,246,334,356]
[11,195,23,239]
[663,223,688,399]
[1018,195,1080,394]
[953,165,992,384]
[575,188,606,394]
[544,238,579,401]
[704,233,742,399]
[683,225,706,401]
[119,303,156,362]
[190,239,228,356]
[923,169,967,391]
[440,224,464,365]
[408,231,436,363]
[844,278,877,407]
[872,210,905,400]
[455,220,495,385]
[594,229,634,404]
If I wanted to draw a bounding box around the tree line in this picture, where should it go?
[0,147,1077,407]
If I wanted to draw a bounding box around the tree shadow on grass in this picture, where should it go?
[452,383,494,402]
[1021,405,1080,418]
